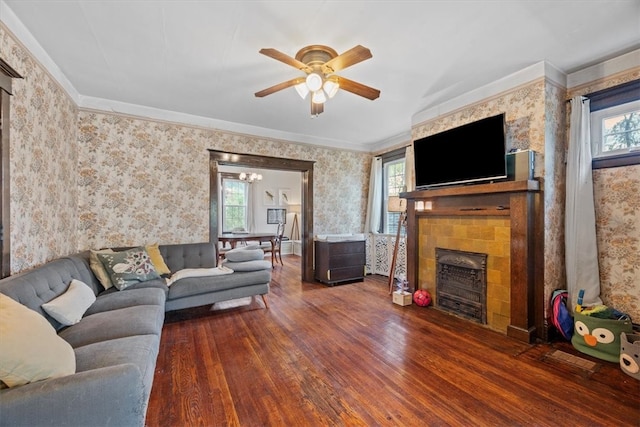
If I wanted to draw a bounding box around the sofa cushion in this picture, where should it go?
[58,305,164,348]
[41,279,96,326]
[168,269,272,300]
[224,246,265,262]
[74,334,160,401]
[145,243,171,275]
[165,266,234,287]
[0,294,75,387]
[97,247,160,290]
[85,287,166,316]
[222,260,273,272]
[89,249,115,290]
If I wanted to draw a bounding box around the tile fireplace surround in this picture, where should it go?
[402,180,543,343]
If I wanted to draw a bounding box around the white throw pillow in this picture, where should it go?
[0,294,76,387]
[42,279,96,326]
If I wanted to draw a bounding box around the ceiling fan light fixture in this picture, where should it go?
[323,79,339,98]
[305,73,323,92]
[312,90,326,104]
[294,82,309,99]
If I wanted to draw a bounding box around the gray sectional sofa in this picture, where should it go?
[0,242,271,427]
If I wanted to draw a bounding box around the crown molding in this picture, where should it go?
[411,61,567,127]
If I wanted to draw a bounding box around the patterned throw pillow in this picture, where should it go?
[96,247,160,290]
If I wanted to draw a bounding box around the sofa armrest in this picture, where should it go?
[0,364,146,427]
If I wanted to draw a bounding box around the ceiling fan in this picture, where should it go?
[254,44,380,116]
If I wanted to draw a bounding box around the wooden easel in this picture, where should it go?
[290,213,300,241]
[388,210,407,294]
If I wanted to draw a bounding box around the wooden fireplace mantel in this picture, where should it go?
[401,180,544,343]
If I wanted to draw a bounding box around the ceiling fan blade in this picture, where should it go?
[322,45,372,73]
[259,48,312,73]
[255,77,305,98]
[335,76,380,100]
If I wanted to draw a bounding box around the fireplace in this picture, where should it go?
[436,248,488,324]
[403,180,543,343]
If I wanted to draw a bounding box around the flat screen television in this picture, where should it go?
[413,113,507,189]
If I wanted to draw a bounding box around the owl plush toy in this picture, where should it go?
[571,311,633,363]
[620,332,640,380]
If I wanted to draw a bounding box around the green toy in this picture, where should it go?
[571,311,633,363]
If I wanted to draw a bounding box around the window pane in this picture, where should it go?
[600,110,640,154]
[222,179,248,231]
[387,212,401,235]
[383,158,406,234]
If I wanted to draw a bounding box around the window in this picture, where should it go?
[382,150,406,234]
[221,178,249,232]
[591,100,640,158]
[588,80,640,169]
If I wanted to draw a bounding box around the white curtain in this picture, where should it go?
[405,145,415,192]
[365,157,383,233]
[565,96,602,311]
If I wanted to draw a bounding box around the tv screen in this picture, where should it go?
[413,113,507,189]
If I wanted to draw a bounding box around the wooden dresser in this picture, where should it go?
[314,239,366,285]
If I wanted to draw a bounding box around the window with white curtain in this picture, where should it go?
[221,178,249,232]
[382,150,406,234]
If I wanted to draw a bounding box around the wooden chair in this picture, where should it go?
[261,222,286,267]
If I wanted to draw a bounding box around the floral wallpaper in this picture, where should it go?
[593,165,640,321]
[1,23,78,273]
[77,111,370,251]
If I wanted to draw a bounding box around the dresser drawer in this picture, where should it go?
[326,241,365,255]
[316,266,365,285]
[328,253,365,269]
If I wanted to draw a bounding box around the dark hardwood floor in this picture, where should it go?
[147,256,639,426]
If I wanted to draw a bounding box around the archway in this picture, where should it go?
[208,150,315,282]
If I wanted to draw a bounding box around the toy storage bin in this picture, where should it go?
[571,311,633,363]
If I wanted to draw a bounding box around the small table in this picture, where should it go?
[218,233,277,267]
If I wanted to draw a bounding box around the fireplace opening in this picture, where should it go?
[435,248,488,324]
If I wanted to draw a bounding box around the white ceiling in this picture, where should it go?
[2,1,639,151]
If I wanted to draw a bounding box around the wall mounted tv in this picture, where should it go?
[413,113,507,189]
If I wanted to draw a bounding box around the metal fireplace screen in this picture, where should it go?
[435,248,488,324]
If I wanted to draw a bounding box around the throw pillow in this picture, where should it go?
[90,248,115,290]
[97,247,161,291]
[0,294,76,387]
[145,243,171,275]
[42,279,97,326]
[225,246,265,262]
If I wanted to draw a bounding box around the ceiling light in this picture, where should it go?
[294,82,309,99]
[323,79,339,98]
[312,90,326,104]
[239,172,262,183]
[305,73,323,92]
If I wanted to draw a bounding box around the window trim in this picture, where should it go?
[590,100,640,169]
[587,80,640,169]
[381,149,406,234]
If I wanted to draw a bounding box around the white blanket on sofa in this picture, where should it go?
[165,266,234,287]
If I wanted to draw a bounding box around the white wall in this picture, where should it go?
[218,166,302,238]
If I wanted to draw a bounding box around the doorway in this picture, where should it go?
[209,150,315,282]
[0,58,22,278]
